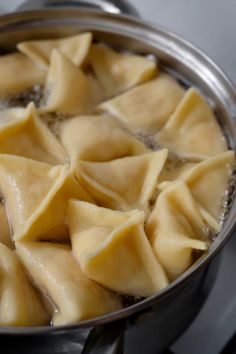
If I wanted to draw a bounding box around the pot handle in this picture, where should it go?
[82,321,125,354]
[17,0,139,17]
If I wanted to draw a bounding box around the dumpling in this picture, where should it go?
[16,241,121,325]
[0,203,13,249]
[0,243,48,326]
[156,88,228,159]
[146,181,209,280]
[68,200,169,297]
[0,52,46,96]
[42,50,101,115]
[0,155,93,242]
[181,151,235,225]
[18,32,92,69]
[88,43,157,97]
[157,152,234,231]
[75,149,168,212]
[98,74,185,132]
[0,103,68,164]
[60,114,149,164]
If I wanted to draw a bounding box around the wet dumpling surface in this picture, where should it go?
[0,155,93,242]
[156,89,228,159]
[75,149,168,212]
[68,201,169,297]
[98,74,185,132]
[0,32,234,327]
[0,243,49,326]
[0,103,68,164]
[88,43,157,97]
[0,53,46,96]
[60,114,149,163]
[18,32,92,69]
[146,182,209,280]
[16,241,121,325]
[43,50,102,115]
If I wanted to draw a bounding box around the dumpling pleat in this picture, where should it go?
[146,181,209,280]
[98,74,185,132]
[60,114,149,163]
[183,151,235,225]
[0,102,68,164]
[18,32,92,69]
[0,155,93,242]
[156,88,228,159]
[42,50,102,115]
[68,201,169,297]
[75,149,168,212]
[88,43,157,98]
[0,52,46,96]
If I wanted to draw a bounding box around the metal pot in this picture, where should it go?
[1,1,236,353]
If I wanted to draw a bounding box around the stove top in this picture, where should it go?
[1,1,236,353]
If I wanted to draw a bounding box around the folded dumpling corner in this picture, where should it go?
[0,102,68,164]
[18,32,92,69]
[155,88,228,159]
[146,181,210,280]
[16,241,121,325]
[0,155,93,242]
[75,149,168,212]
[68,200,169,297]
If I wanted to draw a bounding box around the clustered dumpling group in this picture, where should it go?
[0,32,234,327]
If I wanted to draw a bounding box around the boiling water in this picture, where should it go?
[41,112,72,138]
[0,84,44,109]
[219,171,236,225]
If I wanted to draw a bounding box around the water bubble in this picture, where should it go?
[0,84,44,108]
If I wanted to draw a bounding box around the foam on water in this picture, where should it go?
[41,112,72,138]
[134,131,161,151]
[0,84,44,109]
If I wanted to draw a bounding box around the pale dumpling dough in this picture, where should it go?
[156,88,228,159]
[68,200,169,297]
[0,52,46,96]
[0,203,13,249]
[60,114,149,163]
[76,149,168,212]
[16,241,121,326]
[43,50,101,115]
[0,103,68,164]
[98,74,185,132]
[0,243,48,326]
[18,32,92,69]
[146,182,209,280]
[181,151,235,226]
[88,43,157,97]
[0,155,93,241]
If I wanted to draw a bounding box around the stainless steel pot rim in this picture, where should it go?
[0,8,235,335]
